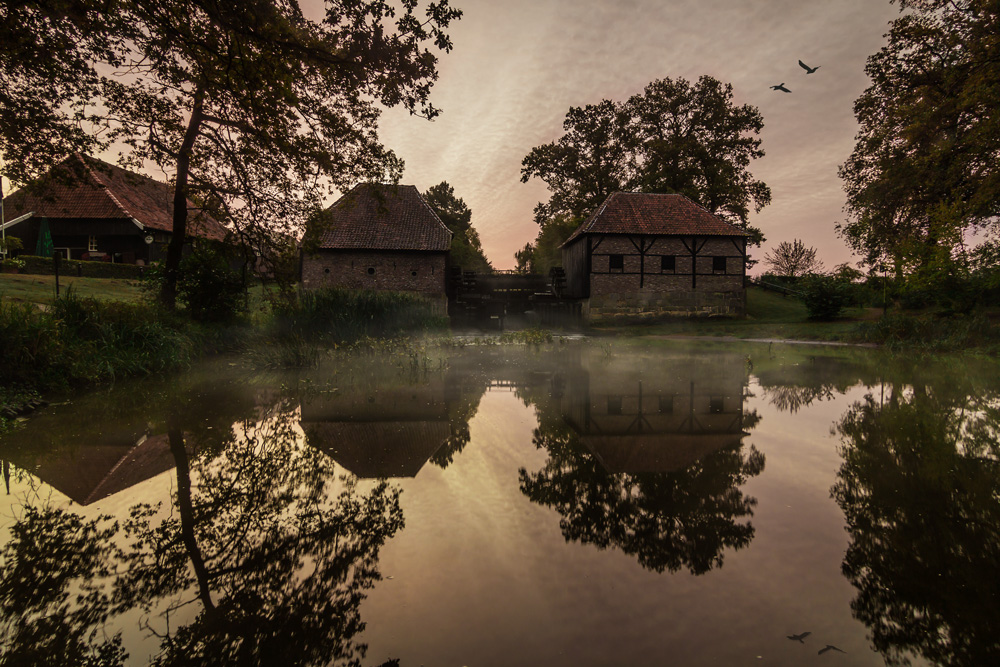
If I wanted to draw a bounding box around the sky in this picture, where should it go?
[1,0,904,272]
[369,0,902,271]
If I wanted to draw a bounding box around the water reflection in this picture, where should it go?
[1,387,403,666]
[832,378,1000,666]
[519,349,765,574]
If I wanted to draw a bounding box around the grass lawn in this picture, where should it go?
[0,273,145,305]
[591,286,870,342]
[0,272,284,316]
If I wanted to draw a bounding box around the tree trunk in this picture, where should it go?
[160,86,206,309]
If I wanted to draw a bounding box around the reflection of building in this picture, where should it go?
[2,431,191,505]
[300,380,452,479]
[559,352,750,473]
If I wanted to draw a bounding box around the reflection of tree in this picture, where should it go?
[832,387,1000,666]
[1,406,403,667]
[0,507,127,666]
[519,419,764,575]
[760,384,835,413]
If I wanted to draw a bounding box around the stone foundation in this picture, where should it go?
[586,289,746,322]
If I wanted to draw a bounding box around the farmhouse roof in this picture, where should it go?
[562,192,749,247]
[313,183,452,252]
[1,154,227,241]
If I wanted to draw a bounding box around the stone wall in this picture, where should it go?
[301,250,449,313]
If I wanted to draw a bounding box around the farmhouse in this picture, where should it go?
[301,183,452,312]
[1,154,227,264]
[561,192,749,319]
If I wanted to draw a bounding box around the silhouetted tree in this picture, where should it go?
[0,0,462,308]
[763,239,824,277]
[522,75,769,250]
[423,181,492,273]
[838,0,1000,278]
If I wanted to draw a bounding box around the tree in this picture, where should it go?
[422,181,492,273]
[0,0,462,308]
[838,0,1000,276]
[521,75,769,248]
[520,100,631,225]
[627,76,770,243]
[511,214,580,275]
[763,239,824,277]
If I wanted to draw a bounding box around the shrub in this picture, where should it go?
[175,248,247,323]
[15,254,146,278]
[799,274,852,320]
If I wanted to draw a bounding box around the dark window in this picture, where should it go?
[609,254,624,272]
[659,395,674,414]
[367,267,376,275]
[660,255,675,273]
[607,396,622,415]
[710,396,724,414]
[713,256,727,273]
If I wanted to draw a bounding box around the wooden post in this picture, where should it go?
[53,252,61,297]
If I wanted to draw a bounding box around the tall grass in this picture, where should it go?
[253,288,446,368]
[269,288,445,343]
[0,294,195,398]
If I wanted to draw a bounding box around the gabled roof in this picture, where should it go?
[562,192,749,247]
[313,183,452,252]
[1,154,228,241]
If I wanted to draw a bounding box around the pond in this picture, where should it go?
[1,340,998,666]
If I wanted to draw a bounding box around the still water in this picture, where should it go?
[1,340,998,666]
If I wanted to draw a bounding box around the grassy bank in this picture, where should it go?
[592,288,877,342]
[0,284,447,413]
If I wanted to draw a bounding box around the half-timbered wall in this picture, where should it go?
[562,234,747,319]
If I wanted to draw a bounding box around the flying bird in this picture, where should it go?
[819,645,846,655]
[770,83,791,93]
[787,632,811,643]
[799,60,821,74]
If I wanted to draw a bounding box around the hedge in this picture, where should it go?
[16,254,147,279]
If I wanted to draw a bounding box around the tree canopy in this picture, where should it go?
[422,181,492,273]
[838,0,1000,276]
[0,0,462,306]
[521,75,769,247]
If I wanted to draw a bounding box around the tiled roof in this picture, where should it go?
[314,183,452,252]
[2,155,228,241]
[563,192,749,246]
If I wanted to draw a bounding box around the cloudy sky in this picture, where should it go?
[372,0,902,270]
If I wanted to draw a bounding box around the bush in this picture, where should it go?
[15,254,146,278]
[799,274,852,320]
[0,294,196,393]
[858,312,996,350]
[175,248,247,323]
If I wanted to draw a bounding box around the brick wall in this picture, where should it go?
[301,250,449,313]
